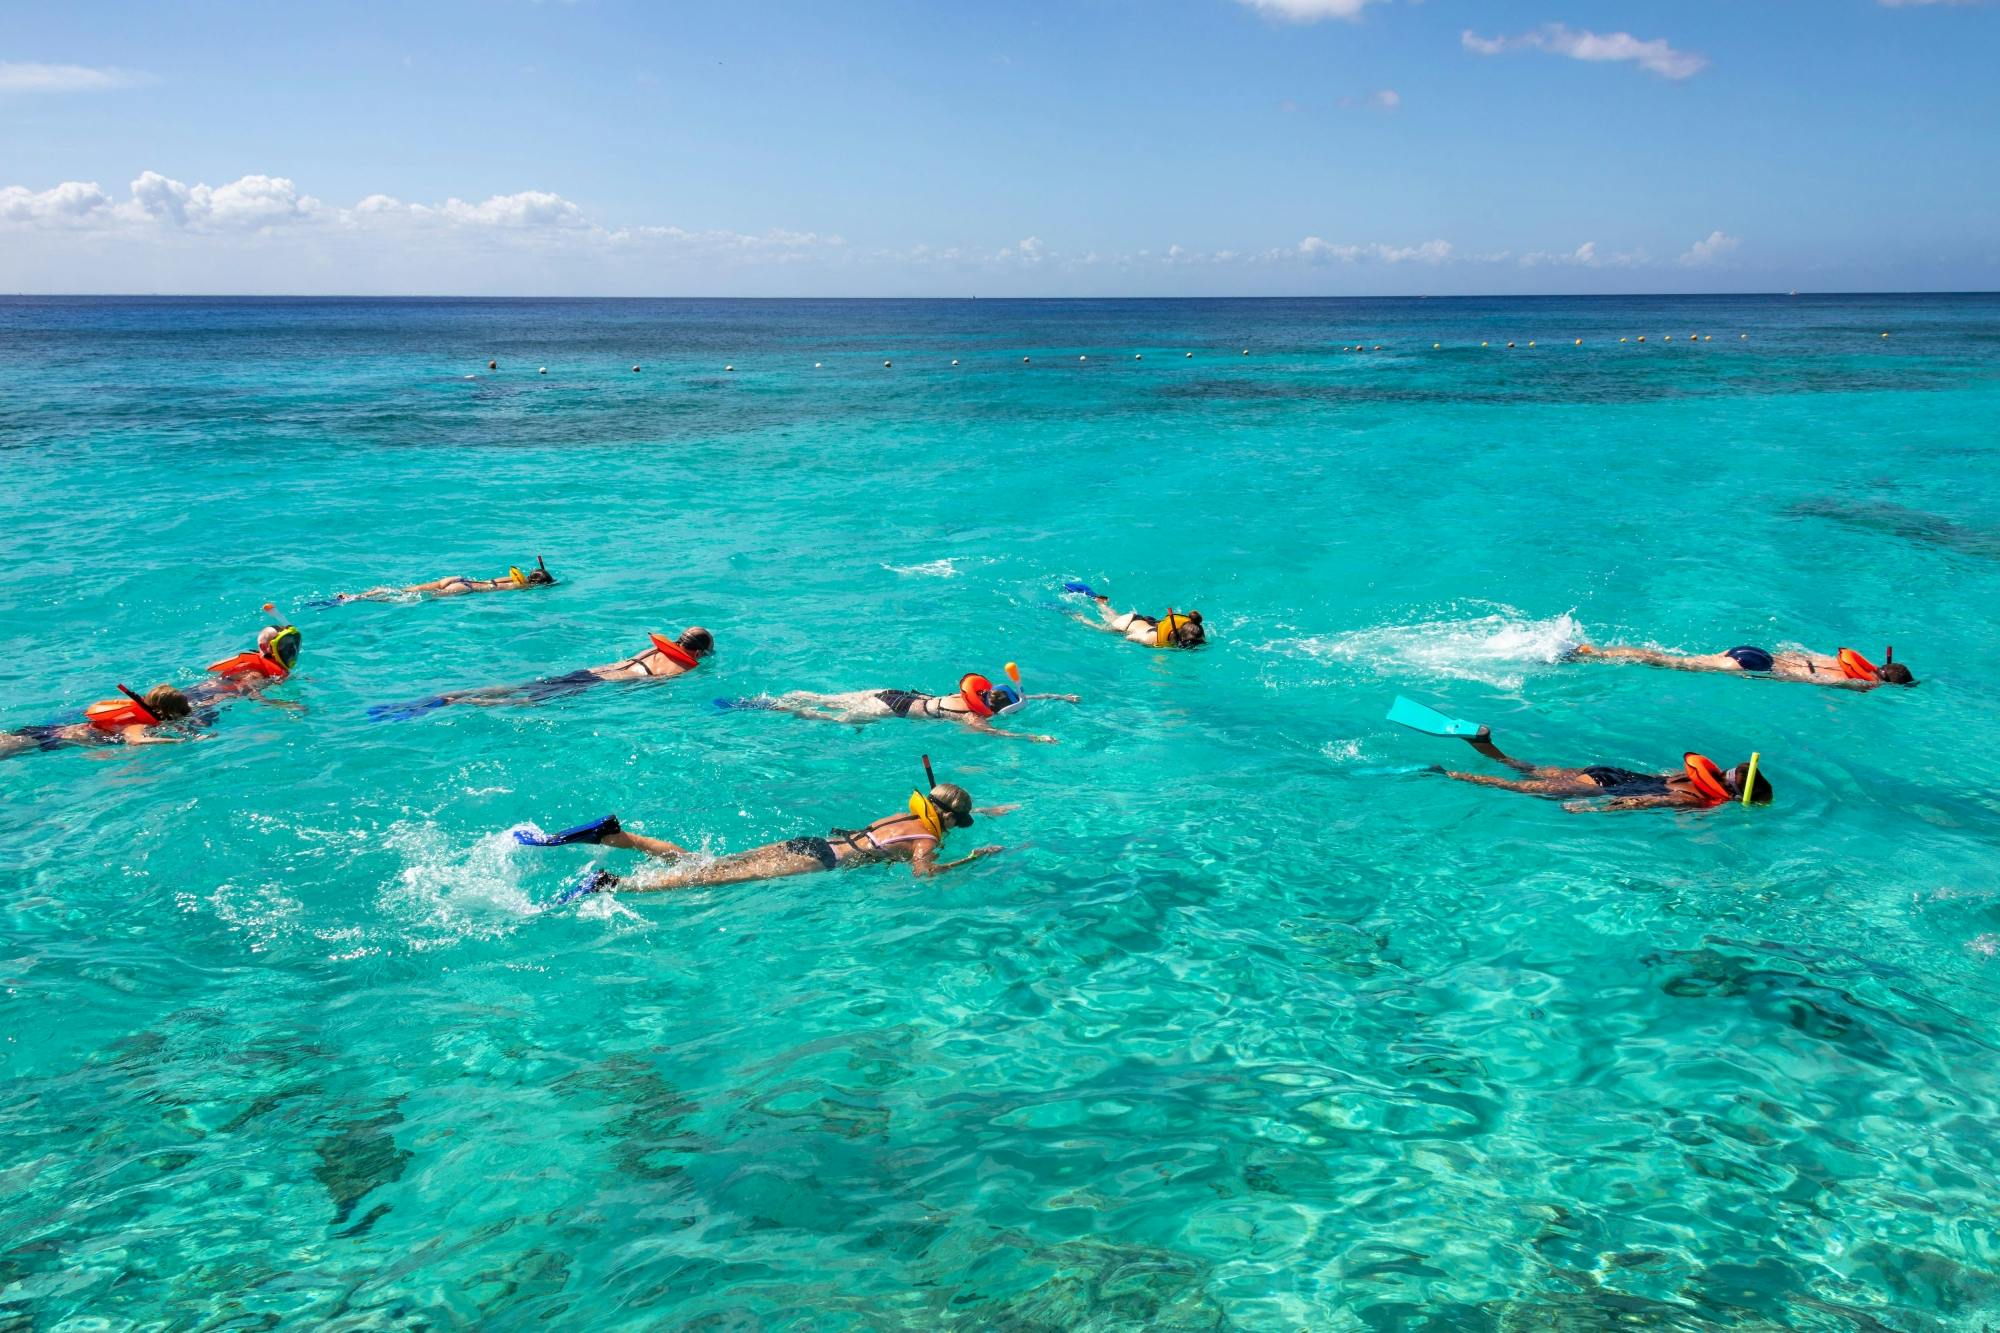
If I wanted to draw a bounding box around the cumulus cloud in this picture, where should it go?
[1461,24,1708,79]
[1680,230,1740,266]
[130,172,323,228]
[0,180,116,225]
[1295,236,1452,264]
[0,61,144,93]
[1237,0,1383,22]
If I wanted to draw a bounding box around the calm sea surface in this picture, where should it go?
[3,295,2000,1328]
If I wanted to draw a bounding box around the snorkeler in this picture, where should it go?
[719,663,1077,743]
[1062,581,1206,649]
[515,759,1004,899]
[1570,640,1915,689]
[193,608,303,702]
[369,627,713,720]
[1,685,208,760]
[317,556,555,604]
[1387,697,1770,812]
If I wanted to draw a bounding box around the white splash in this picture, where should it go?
[882,558,964,578]
[1290,604,1584,689]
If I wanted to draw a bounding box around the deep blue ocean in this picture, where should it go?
[3,294,2000,1329]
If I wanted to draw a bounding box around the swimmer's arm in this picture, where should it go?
[1024,693,1081,703]
[912,843,1004,877]
[122,725,192,746]
[1562,794,1681,813]
[964,717,1058,744]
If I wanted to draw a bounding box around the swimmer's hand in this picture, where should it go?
[1571,643,1597,656]
[1033,734,1058,745]
[971,846,1003,859]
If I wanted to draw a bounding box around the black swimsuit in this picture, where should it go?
[875,690,948,719]
[1580,766,1670,796]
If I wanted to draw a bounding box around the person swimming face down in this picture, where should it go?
[1168,610,1206,649]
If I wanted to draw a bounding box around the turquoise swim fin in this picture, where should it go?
[1386,696,1486,738]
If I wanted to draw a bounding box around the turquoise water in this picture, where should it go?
[4,294,2000,1328]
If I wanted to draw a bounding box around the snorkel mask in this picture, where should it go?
[267,624,302,670]
[261,604,301,670]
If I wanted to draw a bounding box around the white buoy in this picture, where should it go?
[1528,341,1536,348]
[814,362,822,368]
[1574,339,1582,346]
[951,359,959,366]
[725,365,734,372]
[1621,337,1629,343]
[1373,345,1382,351]
[1241,348,1249,355]
[884,360,892,368]
[1185,351,1192,358]
[1637,336,1646,343]
[1740,334,1747,340]
[632,364,642,372]
[1023,357,1031,364]
[1881,331,1890,338]
[1079,355,1087,362]
[1507,342,1516,349]
[539,366,548,374]
[1482,341,1489,347]
[1134,354,1142,360]
[1433,343,1440,349]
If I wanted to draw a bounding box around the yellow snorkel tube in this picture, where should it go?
[1741,751,1761,807]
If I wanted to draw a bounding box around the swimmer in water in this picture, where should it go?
[1,685,207,760]
[1062,581,1206,649]
[1432,724,1770,812]
[192,618,304,704]
[324,556,555,604]
[516,766,1005,897]
[369,627,713,719]
[1570,640,1915,689]
[722,666,1078,743]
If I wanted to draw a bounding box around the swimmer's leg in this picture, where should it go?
[615,841,835,894]
[601,827,692,859]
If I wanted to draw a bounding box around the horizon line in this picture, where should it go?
[4,289,1998,301]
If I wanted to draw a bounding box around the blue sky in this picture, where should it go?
[3,0,1995,295]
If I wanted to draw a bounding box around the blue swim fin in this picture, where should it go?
[367,695,451,722]
[713,696,780,712]
[1062,580,1098,597]
[514,814,621,848]
[552,868,620,905]
[1386,696,1487,738]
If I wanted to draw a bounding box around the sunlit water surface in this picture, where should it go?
[3,295,2000,1329]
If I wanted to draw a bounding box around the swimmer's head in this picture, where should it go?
[1169,610,1206,649]
[526,555,555,586]
[143,684,192,722]
[260,624,302,669]
[678,627,715,659]
[928,782,975,828]
[1878,662,1916,686]
[1726,761,1773,805]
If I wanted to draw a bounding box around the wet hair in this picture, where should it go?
[1171,610,1206,649]
[929,782,974,828]
[143,684,193,722]
[1878,662,1916,686]
[1727,761,1773,805]
[678,626,715,658]
[526,567,556,586]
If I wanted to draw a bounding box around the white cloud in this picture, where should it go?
[0,180,116,225]
[1461,24,1707,80]
[129,172,323,229]
[0,61,144,93]
[1237,0,1383,22]
[1680,230,1740,266]
[1296,236,1452,264]
[1372,89,1400,109]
